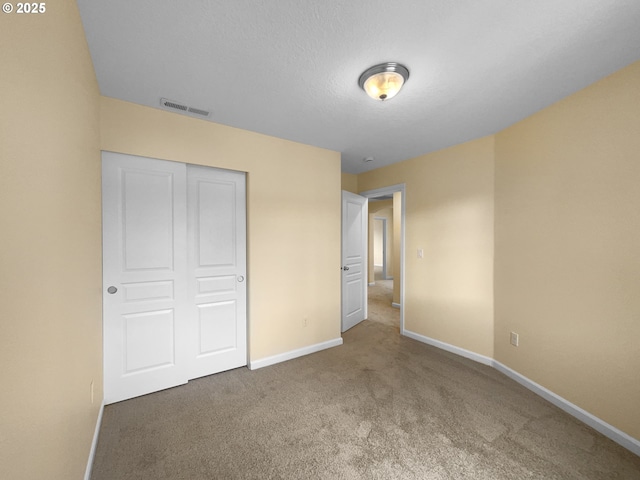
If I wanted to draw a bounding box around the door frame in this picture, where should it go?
[360,184,406,335]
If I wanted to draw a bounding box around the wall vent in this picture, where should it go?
[187,106,210,117]
[160,98,211,118]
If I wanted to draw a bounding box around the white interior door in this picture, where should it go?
[341,191,368,332]
[102,152,189,404]
[103,153,247,404]
[187,165,247,379]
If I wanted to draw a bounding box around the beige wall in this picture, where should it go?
[494,61,640,439]
[341,173,358,193]
[100,97,342,361]
[368,200,393,284]
[373,218,385,266]
[0,1,103,479]
[358,137,495,357]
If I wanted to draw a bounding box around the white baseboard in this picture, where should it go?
[248,337,343,370]
[403,329,640,456]
[391,302,401,309]
[84,401,105,480]
[368,282,375,286]
[403,329,493,366]
[492,361,640,457]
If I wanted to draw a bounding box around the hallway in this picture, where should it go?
[367,267,399,331]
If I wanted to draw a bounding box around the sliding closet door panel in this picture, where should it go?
[102,152,189,404]
[187,165,247,379]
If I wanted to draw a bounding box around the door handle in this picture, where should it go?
[237,276,245,282]
[342,266,350,271]
[107,286,118,294]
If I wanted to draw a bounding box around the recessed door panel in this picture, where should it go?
[122,281,174,303]
[196,180,236,267]
[122,170,175,272]
[124,309,175,373]
[197,301,237,355]
[346,279,364,316]
[196,275,237,297]
[346,202,364,258]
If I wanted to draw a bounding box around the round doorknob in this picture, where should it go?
[107,286,118,294]
[342,266,350,271]
[237,276,245,282]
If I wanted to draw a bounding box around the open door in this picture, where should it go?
[341,191,368,332]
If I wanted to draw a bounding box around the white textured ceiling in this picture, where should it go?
[77,0,640,174]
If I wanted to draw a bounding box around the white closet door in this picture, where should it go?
[102,152,189,404]
[187,165,247,379]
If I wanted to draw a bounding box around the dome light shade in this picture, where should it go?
[358,63,409,101]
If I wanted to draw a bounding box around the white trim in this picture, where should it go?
[248,337,343,370]
[403,329,493,366]
[492,361,640,457]
[368,282,375,286]
[403,329,640,456]
[84,401,105,480]
[391,302,401,309]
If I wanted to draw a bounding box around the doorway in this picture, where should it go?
[360,185,405,334]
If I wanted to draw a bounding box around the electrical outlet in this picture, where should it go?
[417,248,424,258]
[510,332,519,347]
[90,380,94,404]
[303,317,308,328]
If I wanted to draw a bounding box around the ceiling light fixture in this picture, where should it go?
[358,62,409,101]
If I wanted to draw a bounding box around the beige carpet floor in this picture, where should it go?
[367,277,400,331]
[90,287,640,479]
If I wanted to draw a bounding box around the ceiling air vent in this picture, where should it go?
[160,98,211,118]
